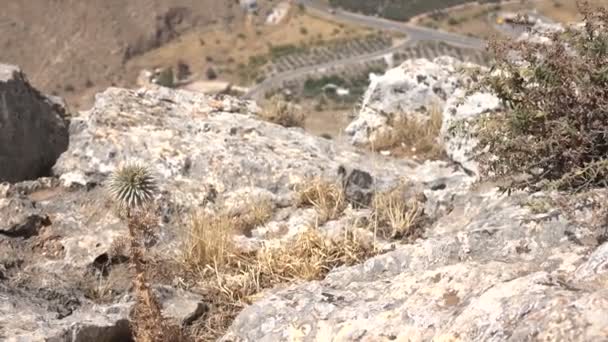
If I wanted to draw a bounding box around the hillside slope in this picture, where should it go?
[0,0,246,109]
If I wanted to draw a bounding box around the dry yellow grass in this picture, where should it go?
[183,211,239,272]
[184,224,377,341]
[259,96,306,128]
[256,228,376,282]
[370,184,427,241]
[177,190,380,340]
[174,176,435,340]
[182,200,274,272]
[296,177,347,223]
[370,106,445,161]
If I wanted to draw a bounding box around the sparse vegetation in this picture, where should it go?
[259,96,306,128]
[370,183,428,240]
[471,3,608,192]
[108,163,189,342]
[296,177,347,223]
[370,105,445,160]
[183,211,238,271]
[181,199,377,340]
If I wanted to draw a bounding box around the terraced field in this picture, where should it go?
[264,34,393,75]
[326,0,500,21]
[261,40,488,101]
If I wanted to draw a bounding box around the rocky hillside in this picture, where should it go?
[0,0,250,110]
[1,17,608,341]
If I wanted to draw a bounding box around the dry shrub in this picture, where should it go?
[255,228,376,283]
[370,105,445,160]
[259,96,305,127]
[370,184,427,241]
[182,201,273,272]
[131,272,191,342]
[296,178,347,223]
[189,227,377,341]
[472,2,608,192]
[128,212,192,342]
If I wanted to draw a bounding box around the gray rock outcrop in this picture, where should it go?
[0,64,69,183]
[345,57,477,146]
[1,84,469,340]
[344,56,501,177]
[224,188,608,342]
[2,52,608,341]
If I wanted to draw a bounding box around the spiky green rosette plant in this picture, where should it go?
[108,163,157,214]
[108,163,188,342]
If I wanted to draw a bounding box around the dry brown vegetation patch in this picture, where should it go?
[471,2,608,192]
[370,183,428,241]
[258,96,306,128]
[182,220,377,340]
[295,177,347,223]
[370,105,446,161]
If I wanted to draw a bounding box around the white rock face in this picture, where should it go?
[1,84,472,340]
[517,21,565,44]
[225,189,608,342]
[441,90,501,175]
[345,56,501,176]
[345,56,474,146]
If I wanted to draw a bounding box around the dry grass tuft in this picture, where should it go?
[296,178,347,223]
[370,105,445,160]
[182,212,241,272]
[370,184,427,241]
[183,214,377,340]
[182,200,274,272]
[259,96,306,128]
[256,228,376,283]
[234,200,274,237]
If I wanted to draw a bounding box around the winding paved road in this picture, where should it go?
[245,1,488,99]
[300,0,485,49]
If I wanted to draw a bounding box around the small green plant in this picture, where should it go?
[471,2,608,192]
[108,164,157,211]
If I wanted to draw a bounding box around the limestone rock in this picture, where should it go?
[1,85,472,340]
[344,57,476,146]
[345,56,501,177]
[224,189,608,341]
[441,90,501,176]
[0,64,69,183]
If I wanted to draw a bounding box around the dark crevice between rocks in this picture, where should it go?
[55,319,134,342]
[0,214,51,239]
[36,287,82,319]
[89,252,130,277]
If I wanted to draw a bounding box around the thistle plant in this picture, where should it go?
[108,163,157,212]
[107,163,188,341]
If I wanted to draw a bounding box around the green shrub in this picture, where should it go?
[472,3,608,192]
